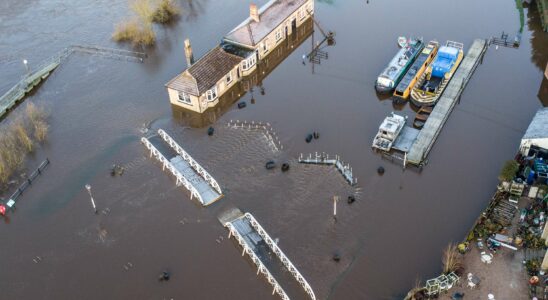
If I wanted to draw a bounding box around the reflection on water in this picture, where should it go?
[172,18,314,128]
[528,5,548,71]
[539,77,548,106]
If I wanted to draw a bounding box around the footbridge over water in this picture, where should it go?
[219,209,316,300]
[141,129,222,206]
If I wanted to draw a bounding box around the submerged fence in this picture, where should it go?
[6,158,50,205]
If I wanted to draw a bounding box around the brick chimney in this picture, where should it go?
[250,3,260,23]
[184,38,194,67]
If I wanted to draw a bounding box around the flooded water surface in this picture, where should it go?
[0,0,547,299]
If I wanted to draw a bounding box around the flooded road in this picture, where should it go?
[1,0,547,299]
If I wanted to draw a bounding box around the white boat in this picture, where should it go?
[372,113,407,152]
[398,36,407,48]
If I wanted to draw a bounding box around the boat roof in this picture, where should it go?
[379,114,406,133]
[223,0,308,48]
[395,42,438,92]
[523,107,548,140]
[379,40,423,81]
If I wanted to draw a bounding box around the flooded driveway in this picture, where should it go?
[0,0,547,299]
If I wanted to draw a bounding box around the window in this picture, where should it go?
[178,92,191,104]
[275,28,283,41]
[226,72,233,84]
[299,8,306,20]
[241,56,256,71]
[262,40,268,53]
[206,87,218,101]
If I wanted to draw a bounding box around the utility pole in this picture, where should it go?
[85,184,98,214]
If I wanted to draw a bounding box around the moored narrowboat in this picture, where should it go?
[410,41,464,107]
[375,38,424,93]
[393,40,439,100]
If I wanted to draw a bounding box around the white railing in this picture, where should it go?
[227,120,283,151]
[244,213,317,300]
[225,222,290,300]
[298,152,357,186]
[157,129,222,195]
[141,137,204,205]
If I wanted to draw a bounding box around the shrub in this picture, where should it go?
[113,19,156,46]
[33,120,49,142]
[499,160,519,182]
[131,0,155,23]
[152,0,180,23]
[442,243,463,274]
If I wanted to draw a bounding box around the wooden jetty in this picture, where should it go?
[141,129,223,206]
[220,208,316,300]
[406,39,488,167]
[0,59,60,119]
[298,152,357,186]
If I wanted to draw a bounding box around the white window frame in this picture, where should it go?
[299,8,306,20]
[177,92,191,104]
[275,28,283,42]
[226,72,233,85]
[206,87,218,102]
[242,56,256,71]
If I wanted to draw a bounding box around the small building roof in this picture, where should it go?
[523,107,548,140]
[224,0,308,48]
[166,46,243,96]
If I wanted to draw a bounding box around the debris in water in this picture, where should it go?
[377,166,385,175]
[281,163,290,172]
[110,164,125,176]
[265,160,276,170]
[332,252,341,262]
[347,195,355,204]
[159,271,170,281]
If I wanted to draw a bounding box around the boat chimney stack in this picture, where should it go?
[184,38,194,67]
[250,3,260,23]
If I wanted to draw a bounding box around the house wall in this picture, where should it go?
[169,63,241,113]
[255,0,314,61]
[240,0,314,76]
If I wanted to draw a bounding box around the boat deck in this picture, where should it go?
[406,39,487,166]
[392,126,420,153]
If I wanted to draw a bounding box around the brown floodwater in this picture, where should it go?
[1,0,547,299]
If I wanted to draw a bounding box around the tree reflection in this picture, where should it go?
[527,5,548,72]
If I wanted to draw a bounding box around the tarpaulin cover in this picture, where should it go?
[431,46,458,77]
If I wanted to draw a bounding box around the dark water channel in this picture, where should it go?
[0,0,547,299]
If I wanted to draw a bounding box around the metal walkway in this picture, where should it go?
[406,39,488,166]
[141,129,222,206]
[221,209,316,300]
[0,45,147,120]
[298,152,357,186]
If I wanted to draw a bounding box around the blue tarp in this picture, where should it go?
[431,46,458,78]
